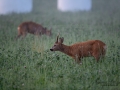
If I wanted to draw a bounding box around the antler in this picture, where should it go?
[56,34,59,43]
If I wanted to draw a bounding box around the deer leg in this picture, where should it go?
[21,32,27,39]
[16,34,22,40]
[100,49,106,59]
[74,55,82,64]
[92,53,100,62]
[74,57,82,64]
[16,30,22,39]
[77,59,82,64]
[34,31,41,38]
[16,30,25,39]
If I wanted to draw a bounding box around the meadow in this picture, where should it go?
[0,0,120,90]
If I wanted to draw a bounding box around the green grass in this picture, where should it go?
[0,0,120,90]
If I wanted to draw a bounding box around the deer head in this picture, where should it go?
[44,27,52,36]
[50,35,64,51]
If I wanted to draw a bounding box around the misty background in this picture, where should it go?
[0,0,120,15]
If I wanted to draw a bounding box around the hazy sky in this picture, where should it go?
[0,0,92,14]
[57,0,92,11]
[0,0,32,15]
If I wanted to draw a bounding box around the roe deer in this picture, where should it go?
[16,21,52,39]
[50,35,106,64]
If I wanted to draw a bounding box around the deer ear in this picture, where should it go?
[61,37,64,43]
[59,37,64,43]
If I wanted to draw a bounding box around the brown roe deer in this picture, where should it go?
[16,21,52,39]
[50,35,106,64]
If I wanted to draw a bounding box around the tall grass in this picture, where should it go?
[0,0,120,90]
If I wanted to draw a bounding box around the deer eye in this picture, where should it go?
[54,45,56,46]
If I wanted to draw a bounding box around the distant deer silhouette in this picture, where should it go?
[16,21,52,39]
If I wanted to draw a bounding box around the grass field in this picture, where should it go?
[0,0,120,90]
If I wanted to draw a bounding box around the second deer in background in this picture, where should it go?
[16,21,52,39]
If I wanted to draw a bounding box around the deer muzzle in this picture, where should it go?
[50,49,53,51]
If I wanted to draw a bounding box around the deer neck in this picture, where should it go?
[60,44,73,57]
